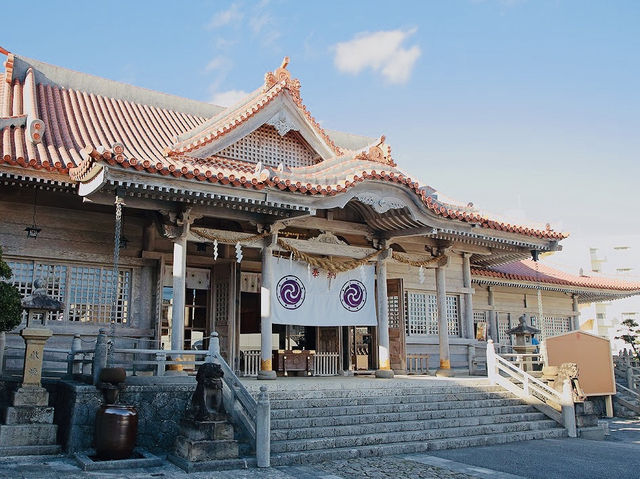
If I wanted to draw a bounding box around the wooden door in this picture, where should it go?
[387,278,406,373]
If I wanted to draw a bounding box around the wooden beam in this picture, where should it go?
[188,227,377,259]
[283,216,374,236]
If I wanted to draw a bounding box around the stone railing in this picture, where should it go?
[241,350,261,377]
[486,340,576,437]
[314,352,339,376]
[111,332,271,467]
[1,333,96,380]
[406,354,430,374]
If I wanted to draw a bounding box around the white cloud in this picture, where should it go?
[211,89,250,107]
[207,3,243,29]
[205,56,232,73]
[333,29,421,84]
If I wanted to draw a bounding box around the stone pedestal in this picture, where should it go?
[170,414,239,471]
[513,344,537,372]
[0,387,60,456]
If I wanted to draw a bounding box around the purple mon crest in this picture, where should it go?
[276,275,306,310]
[340,280,367,312]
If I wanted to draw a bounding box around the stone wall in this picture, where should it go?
[55,379,196,453]
[1,377,197,454]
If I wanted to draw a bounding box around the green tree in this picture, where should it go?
[616,318,640,360]
[0,246,22,332]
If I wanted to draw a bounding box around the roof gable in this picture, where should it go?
[163,58,342,162]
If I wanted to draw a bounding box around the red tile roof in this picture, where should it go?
[472,259,640,292]
[0,52,567,241]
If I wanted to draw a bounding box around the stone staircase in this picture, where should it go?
[613,369,640,417]
[248,378,567,465]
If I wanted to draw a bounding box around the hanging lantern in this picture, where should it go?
[235,242,243,263]
[25,188,41,238]
[213,239,219,261]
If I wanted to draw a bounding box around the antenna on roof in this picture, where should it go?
[0,46,10,56]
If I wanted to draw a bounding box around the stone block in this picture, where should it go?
[2,406,55,424]
[11,387,49,406]
[575,413,599,428]
[0,444,61,457]
[179,418,234,441]
[0,423,57,446]
[174,436,239,462]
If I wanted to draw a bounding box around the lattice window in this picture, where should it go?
[446,296,460,336]
[68,266,130,323]
[405,292,459,336]
[215,280,229,326]
[474,310,487,324]
[5,259,130,324]
[538,315,571,340]
[7,260,67,322]
[497,313,512,345]
[388,295,400,329]
[217,125,315,168]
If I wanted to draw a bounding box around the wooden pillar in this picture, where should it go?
[462,253,474,340]
[487,286,498,342]
[259,234,277,380]
[436,264,454,376]
[171,234,187,352]
[375,249,394,378]
[572,294,580,330]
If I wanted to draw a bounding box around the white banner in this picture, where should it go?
[269,259,377,327]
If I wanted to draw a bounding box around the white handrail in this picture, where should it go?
[486,340,576,437]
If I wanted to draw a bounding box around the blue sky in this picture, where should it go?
[3,0,639,272]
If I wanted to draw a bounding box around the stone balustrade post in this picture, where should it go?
[467,344,476,375]
[256,385,271,467]
[67,334,82,376]
[486,339,497,384]
[207,332,220,363]
[561,379,577,438]
[92,329,108,385]
[627,367,634,390]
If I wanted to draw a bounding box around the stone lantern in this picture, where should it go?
[506,315,541,372]
[16,278,63,400]
[0,278,64,456]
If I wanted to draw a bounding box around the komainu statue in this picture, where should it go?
[186,362,226,421]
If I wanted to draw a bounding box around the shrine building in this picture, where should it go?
[2,51,639,379]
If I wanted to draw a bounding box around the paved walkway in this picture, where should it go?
[1,419,638,479]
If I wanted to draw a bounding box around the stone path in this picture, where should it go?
[0,454,479,479]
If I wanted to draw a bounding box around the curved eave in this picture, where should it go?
[471,276,640,303]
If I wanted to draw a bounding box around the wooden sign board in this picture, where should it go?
[545,330,616,397]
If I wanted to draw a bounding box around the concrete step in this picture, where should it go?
[271,412,549,441]
[0,424,58,447]
[271,403,538,429]
[270,419,560,453]
[270,397,525,419]
[268,390,513,409]
[270,427,568,465]
[262,384,503,400]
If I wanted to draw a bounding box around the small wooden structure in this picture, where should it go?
[545,330,616,416]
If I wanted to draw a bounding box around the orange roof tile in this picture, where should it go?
[0,53,567,241]
[472,259,640,292]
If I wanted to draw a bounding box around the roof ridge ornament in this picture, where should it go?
[263,56,301,102]
[354,136,396,167]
